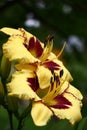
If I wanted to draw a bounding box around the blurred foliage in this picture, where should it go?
[0,0,87,129]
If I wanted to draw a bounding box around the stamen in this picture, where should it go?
[50,76,53,84]
[52,74,68,99]
[43,73,59,101]
[51,69,54,75]
[44,35,54,47]
[39,35,53,61]
[44,73,68,102]
[57,42,66,58]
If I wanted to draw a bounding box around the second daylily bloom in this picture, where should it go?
[7,69,83,126]
[1,27,53,63]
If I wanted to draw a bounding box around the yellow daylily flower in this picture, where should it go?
[1,27,83,126]
[7,68,83,126]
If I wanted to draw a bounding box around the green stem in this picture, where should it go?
[8,110,14,130]
[1,80,14,130]
[17,103,31,130]
[17,118,25,130]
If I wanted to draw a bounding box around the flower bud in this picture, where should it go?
[0,55,11,80]
[7,96,18,112]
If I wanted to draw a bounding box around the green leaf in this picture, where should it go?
[0,31,10,45]
[77,117,87,130]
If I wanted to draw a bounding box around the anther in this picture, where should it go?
[45,35,54,43]
[60,69,64,78]
[50,76,53,84]
[51,69,54,75]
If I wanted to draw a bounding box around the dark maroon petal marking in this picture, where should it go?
[24,37,43,58]
[41,61,60,70]
[50,95,72,109]
[27,77,39,91]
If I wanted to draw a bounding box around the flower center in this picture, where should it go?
[42,72,61,102]
[27,67,72,109]
[41,69,72,109]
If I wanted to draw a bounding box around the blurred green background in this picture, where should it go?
[0,0,87,130]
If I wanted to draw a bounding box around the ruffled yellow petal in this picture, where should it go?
[51,81,83,125]
[1,27,44,47]
[58,81,83,100]
[0,27,23,36]
[7,70,39,100]
[31,102,53,126]
[36,66,52,89]
[65,84,83,100]
[0,27,34,41]
[3,35,38,63]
